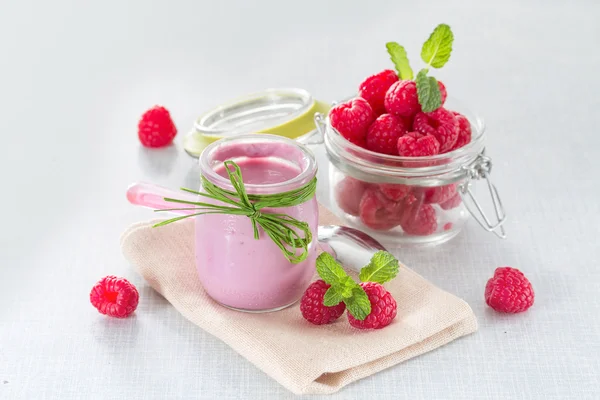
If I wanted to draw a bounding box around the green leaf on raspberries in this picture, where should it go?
[344,286,372,321]
[421,23,454,68]
[386,42,413,80]
[416,69,442,112]
[323,286,344,307]
[316,252,348,285]
[359,251,400,284]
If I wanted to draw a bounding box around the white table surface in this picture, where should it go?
[2,0,599,399]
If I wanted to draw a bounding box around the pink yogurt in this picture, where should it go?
[195,135,318,311]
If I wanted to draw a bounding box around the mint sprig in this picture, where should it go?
[386,42,413,80]
[385,23,453,113]
[316,252,371,320]
[420,23,454,69]
[359,250,400,284]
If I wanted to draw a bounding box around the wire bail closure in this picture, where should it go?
[459,150,507,238]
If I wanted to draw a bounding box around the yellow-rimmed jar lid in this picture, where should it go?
[183,88,330,158]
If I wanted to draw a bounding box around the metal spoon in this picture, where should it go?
[126,182,387,272]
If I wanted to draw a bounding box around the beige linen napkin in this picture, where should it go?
[120,205,477,395]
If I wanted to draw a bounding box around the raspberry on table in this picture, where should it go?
[413,108,459,153]
[366,114,408,155]
[397,131,440,157]
[485,267,535,313]
[399,194,438,236]
[90,276,139,318]
[379,183,411,201]
[329,98,375,145]
[450,111,472,150]
[358,70,399,115]
[138,106,177,148]
[347,282,397,329]
[300,280,347,325]
[384,80,420,117]
[440,192,462,210]
[424,183,457,204]
[359,187,402,231]
[335,176,370,216]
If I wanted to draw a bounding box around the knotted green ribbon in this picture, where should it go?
[153,161,317,264]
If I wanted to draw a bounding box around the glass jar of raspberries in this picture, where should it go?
[314,93,506,246]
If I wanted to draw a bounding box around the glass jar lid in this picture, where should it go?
[183,88,330,158]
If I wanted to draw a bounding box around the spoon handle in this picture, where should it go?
[126,182,197,215]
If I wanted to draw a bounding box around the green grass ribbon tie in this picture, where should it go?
[153,160,317,264]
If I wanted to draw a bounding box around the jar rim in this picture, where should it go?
[324,96,487,178]
[198,133,318,193]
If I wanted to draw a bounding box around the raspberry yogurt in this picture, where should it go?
[194,134,319,312]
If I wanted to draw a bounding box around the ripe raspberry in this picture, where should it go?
[348,282,397,329]
[300,280,346,325]
[397,131,440,157]
[485,267,535,313]
[440,193,462,210]
[379,183,411,201]
[399,194,437,236]
[366,114,408,155]
[138,106,177,148]
[358,70,399,115]
[335,176,369,216]
[438,80,448,105]
[424,183,457,204]
[450,111,472,150]
[330,98,375,144]
[359,187,402,231]
[413,108,459,153]
[384,80,420,117]
[90,276,139,318]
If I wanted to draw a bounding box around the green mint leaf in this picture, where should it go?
[386,42,413,80]
[421,23,454,69]
[323,286,344,307]
[316,252,348,285]
[359,251,400,284]
[416,69,442,113]
[344,286,372,321]
[339,276,356,298]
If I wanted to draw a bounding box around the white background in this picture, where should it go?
[1,0,599,399]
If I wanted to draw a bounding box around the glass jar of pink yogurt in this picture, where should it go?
[195,134,319,312]
[315,97,505,246]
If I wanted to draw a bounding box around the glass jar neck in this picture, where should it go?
[199,134,317,195]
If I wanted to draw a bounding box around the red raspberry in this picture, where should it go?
[399,194,437,236]
[384,80,420,117]
[366,114,408,155]
[413,108,459,153]
[359,187,402,231]
[485,267,535,313]
[335,176,369,216]
[424,183,457,204]
[358,70,399,115]
[440,192,462,210]
[379,183,411,201]
[138,106,177,148]
[90,276,139,318]
[348,282,397,329]
[438,80,448,105]
[397,131,440,157]
[330,98,375,144]
[300,280,346,325]
[450,111,472,150]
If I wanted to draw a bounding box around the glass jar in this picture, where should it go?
[183,88,330,158]
[196,134,319,312]
[314,97,505,246]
